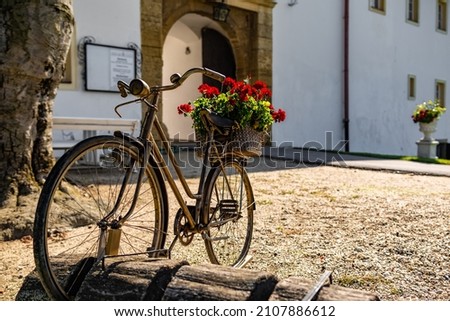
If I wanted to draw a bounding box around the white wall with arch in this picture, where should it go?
[162,13,227,141]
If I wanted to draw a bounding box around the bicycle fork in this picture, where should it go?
[95,148,149,260]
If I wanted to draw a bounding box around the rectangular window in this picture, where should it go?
[437,0,448,32]
[369,0,386,13]
[408,75,416,100]
[407,0,420,23]
[60,33,77,90]
[436,80,446,107]
[61,43,73,84]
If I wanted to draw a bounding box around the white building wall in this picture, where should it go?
[348,1,401,154]
[54,0,141,122]
[272,0,344,151]
[162,17,203,140]
[273,1,450,156]
[162,14,228,141]
[349,1,450,155]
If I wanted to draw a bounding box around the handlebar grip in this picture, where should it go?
[203,68,226,82]
[170,73,182,84]
[117,81,129,98]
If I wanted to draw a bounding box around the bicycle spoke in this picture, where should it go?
[203,160,253,267]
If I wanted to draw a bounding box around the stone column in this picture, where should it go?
[416,140,439,159]
[140,0,168,141]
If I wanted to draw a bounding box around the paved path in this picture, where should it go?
[263,147,450,177]
[167,145,450,178]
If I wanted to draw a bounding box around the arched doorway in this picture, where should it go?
[141,0,275,142]
[202,27,236,88]
[162,14,235,141]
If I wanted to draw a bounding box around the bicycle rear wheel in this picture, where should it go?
[202,159,254,267]
[33,136,167,300]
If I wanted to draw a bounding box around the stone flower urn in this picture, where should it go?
[419,119,438,142]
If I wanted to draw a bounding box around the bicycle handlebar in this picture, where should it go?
[117,67,226,99]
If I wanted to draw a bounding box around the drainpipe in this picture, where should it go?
[343,0,350,152]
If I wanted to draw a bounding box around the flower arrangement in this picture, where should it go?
[411,100,446,124]
[177,77,286,136]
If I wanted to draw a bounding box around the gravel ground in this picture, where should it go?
[1,161,449,301]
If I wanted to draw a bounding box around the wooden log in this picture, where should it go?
[162,263,278,301]
[269,276,379,301]
[76,259,187,301]
[18,260,380,301]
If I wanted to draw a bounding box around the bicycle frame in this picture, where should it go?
[146,109,209,230]
[32,68,256,302]
[113,68,225,239]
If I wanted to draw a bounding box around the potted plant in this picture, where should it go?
[177,77,286,156]
[411,100,446,141]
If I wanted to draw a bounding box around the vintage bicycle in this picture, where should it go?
[33,67,257,300]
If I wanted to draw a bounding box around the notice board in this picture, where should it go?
[84,43,136,92]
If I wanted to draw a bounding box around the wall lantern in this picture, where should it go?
[213,1,230,22]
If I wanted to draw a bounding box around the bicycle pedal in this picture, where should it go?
[202,233,229,242]
[219,199,238,214]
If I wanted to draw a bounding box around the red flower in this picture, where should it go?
[223,77,236,90]
[272,108,287,123]
[229,81,243,93]
[177,76,287,133]
[257,87,272,100]
[198,83,219,98]
[177,103,193,115]
[232,82,256,101]
[243,85,257,100]
[252,80,267,90]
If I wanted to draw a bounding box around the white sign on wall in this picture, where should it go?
[84,43,136,92]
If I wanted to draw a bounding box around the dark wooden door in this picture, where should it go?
[202,28,236,87]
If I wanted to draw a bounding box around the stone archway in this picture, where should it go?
[162,14,235,141]
[140,0,275,134]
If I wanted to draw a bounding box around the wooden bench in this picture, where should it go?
[52,116,140,151]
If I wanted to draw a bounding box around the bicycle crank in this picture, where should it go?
[174,207,195,246]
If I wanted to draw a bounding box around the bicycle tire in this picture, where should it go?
[33,135,168,300]
[202,158,254,267]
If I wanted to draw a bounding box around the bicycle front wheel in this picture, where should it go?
[33,136,167,300]
[202,159,254,267]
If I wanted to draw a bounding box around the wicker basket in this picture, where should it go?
[196,127,266,159]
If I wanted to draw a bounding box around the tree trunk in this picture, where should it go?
[0,0,74,207]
